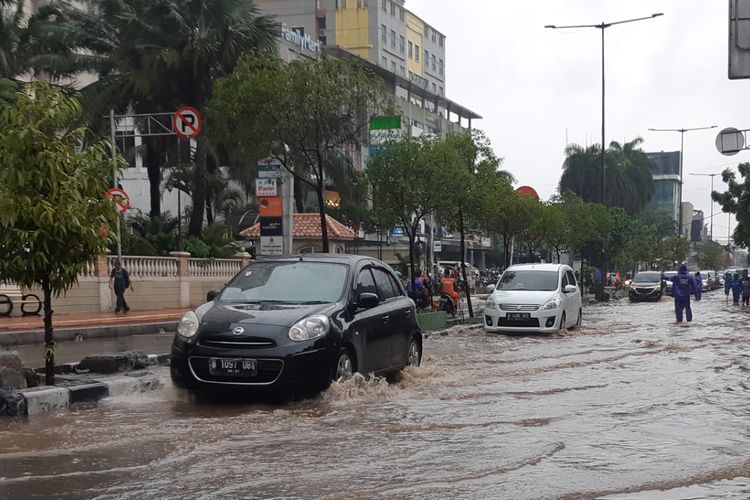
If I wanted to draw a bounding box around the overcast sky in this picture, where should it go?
[408,0,749,243]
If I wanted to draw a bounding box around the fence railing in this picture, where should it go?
[188,258,244,278]
[108,255,178,278]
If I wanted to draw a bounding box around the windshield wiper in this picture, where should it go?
[294,300,331,305]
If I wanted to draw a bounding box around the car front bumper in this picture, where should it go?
[482,307,563,333]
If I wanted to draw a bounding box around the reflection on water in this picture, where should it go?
[1,292,749,499]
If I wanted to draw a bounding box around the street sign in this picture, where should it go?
[258,164,283,179]
[258,196,283,217]
[729,0,750,79]
[716,127,745,156]
[105,188,131,215]
[433,241,442,253]
[391,226,406,237]
[515,185,540,200]
[255,179,277,197]
[172,106,202,139]
[260,236,283,256]
[370,116,402,130]
[260,217,283,237]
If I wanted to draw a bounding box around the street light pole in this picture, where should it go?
[546,13,663,206]
[689,172,720,242]
[649,126,717,236]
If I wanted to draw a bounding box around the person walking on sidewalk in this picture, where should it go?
[671,264,696,323]
[694,272,703,301]
[109,260,134,314]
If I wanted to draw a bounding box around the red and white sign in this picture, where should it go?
[172,106,202,139]
[255,179,277,197]
[105,188,131,215]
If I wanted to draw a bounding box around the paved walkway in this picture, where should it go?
[0,309,187,333]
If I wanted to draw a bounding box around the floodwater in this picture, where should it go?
[1,291,749,499]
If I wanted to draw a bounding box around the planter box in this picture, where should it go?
[416,311,447,332]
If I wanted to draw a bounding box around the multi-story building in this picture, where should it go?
[646,151,681,233]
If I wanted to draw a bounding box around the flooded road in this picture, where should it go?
[1,291,749,499]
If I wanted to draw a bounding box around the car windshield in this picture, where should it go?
[219,261,348,304]
[633,273,660,283]
[496,270,559,291]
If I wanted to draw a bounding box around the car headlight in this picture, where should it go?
[485,295,498,309]
[177,311,199,339]
[541,297,561,311]
[289,315,330,342]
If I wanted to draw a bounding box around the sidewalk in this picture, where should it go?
[0,309,187,346]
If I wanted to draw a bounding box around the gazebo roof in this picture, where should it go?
[239,213,357,241]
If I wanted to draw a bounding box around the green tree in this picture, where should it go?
[208,56,389,252]
[0,84,120,384]
[694,241,726,271]
[366,136,445,294]
[713,164,750,247]
[0,0,23,105]
[34,0,278,227]
[658,235,691,269]
[559,138,654,215]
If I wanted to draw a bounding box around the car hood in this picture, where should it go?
[196,301,336,330]
[632,281,661,287]
[491,290,558,305]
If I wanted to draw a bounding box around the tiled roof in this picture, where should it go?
[240,213,357,241]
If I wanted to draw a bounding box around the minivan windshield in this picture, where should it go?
[496,270,559,291]
[219,261,348,304]
[633,273,661,284]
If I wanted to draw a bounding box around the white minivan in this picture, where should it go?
[483,263,582,333]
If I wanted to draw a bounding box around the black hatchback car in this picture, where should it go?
[628,271,665,301]
[170,254,422,395]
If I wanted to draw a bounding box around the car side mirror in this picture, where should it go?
[357,292,380,309]
[206,289,220,302]
[564,285,577,294]
[486,284,495,293]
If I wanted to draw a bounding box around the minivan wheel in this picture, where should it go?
[335,348,355,382]
[407,337,422,367]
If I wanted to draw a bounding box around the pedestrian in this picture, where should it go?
[731,272,742,305]
[694,272,703,301]
[742,274,750,307]
[109,260,134,314]
[724,271,733,299]
[671,264,696,323]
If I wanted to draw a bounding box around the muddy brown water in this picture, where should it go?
[1,292,749,499]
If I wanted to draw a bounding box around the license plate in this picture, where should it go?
[209,358,258,376]
[506,312,531,321]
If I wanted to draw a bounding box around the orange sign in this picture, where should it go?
[258,196,282,217]
[515,185,539,200]
[105,188,131,215]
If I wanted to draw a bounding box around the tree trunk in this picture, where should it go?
[294,179,305,213]
[408,231,416,303]
[41,278,55,386]
[315,154,330,253]
[458,208,474,318]
[188,136,208,236]
[205,194,214,225]
[146,140,162,218]
[503,235,512,269]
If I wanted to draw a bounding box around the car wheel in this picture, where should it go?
[407,336,422,367]
[335,348,355,382]
[559,312,567,331]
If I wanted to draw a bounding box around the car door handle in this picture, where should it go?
[381,315,390,323]
[404,310,411,317]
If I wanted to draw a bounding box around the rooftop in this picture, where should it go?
[240,213,358,241]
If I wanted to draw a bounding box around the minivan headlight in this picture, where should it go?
[177,311,199,339]
[541,297,561,311]
[485,295,498,309]
[289,315,330,342]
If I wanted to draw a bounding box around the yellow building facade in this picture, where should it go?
[406,12,424,77]
[334,2,371,59]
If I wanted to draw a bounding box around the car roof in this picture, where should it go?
[253,254,376,266]
[635,271,660,274]
[506,263,569,272]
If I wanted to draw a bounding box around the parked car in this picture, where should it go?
[170,254,423,396]
[628,271,664,301]
[483,263,582,333]
[663,271,678,296]
[699,271,714,291]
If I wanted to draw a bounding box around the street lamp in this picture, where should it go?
[688,172,721,242]
[545,13,663,206]
[649,126,717,236]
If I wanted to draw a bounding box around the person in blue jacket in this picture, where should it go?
[731,272,742,305]
[671,265,696,323]
[694,272,703,301]
[724,272,733,298]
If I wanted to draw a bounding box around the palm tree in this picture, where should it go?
[31,0,279,233]
[559,138,653,214]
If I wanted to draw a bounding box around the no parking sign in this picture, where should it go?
[172,106,203,139]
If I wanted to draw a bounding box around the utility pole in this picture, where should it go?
[688,172,721,241]
[649,126,717,236]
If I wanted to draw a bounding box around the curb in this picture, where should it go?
[0,321,177,347]
[424,323,483,338]
[19,371,162,416]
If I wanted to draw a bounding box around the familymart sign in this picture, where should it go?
[281,24,321,53]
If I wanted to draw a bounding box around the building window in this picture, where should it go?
[439,86,443,95]
[408,41,413,58]
[424,49,428,66]
[336,0,347,8]
[390,29,396,48]
[381,24,387,43]
[432,54,436,71]
[382,0,386,11]
[415,44,419,62]
[439,35,444,47]
[399,65,405,76]
[431,82,436,92]
[439,58,444,75]
[399,7,404,21]
[399,35,405,53]
[391,60,396,73]
[390,1,395,16]
[382,56,387,67]
[358,0,367,7]
[432,31,437,43]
